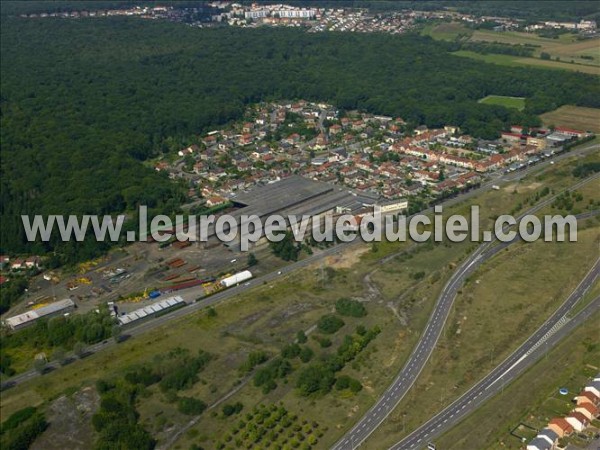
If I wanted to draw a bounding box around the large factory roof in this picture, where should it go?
[231,175,334,218]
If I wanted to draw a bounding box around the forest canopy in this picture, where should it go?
[1,17,599,259]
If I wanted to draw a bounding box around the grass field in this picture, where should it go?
[540,105,600,134]
[478,95,526,110]
[421,22,472,41]
[437,308,599,450]
[453,50,600,76]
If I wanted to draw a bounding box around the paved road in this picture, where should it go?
[332,174,599,450]
[391,260,600,450]
[2,142,597,391]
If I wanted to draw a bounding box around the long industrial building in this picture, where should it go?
[4,298,76,330]
[118,295,186,326]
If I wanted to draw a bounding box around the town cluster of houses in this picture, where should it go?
[155,99,589,211]
[527,375,600,450]
[20,1,598,39]
[0,255,42,286]
[0,255,41,272]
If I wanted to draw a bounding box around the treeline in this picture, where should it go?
[573,162,600,178]
[457,41,536,57]
[2,18,599,261]
[0,277,29,315]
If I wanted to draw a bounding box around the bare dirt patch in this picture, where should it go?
[326,246,370,269]
[31,387,99,450]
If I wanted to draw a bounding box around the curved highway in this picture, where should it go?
[391,261,600,450]
[332,174,599,450]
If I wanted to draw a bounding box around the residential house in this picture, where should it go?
[574,402,598,420]
[565,411,589,432]
[555,127,586,138]
[414,125,428,135]
[413,170,440,184]
[239,133,254,146]
[501,131,523,143]
[527,428,558,450]
[155,161,169,172]
[251,147,271,160]
[315,133,328,148]
[25,256,40,269]
[584,380,600,398]
[351,120,365,131]
[576,390,600,407]
[206,196,228,208]
[178,144,199,157]
[11,258,24,270]
[527,136,547,150]
[329,124,342,135]
[202,134,218,146]
[284,133,301,145]
[548,417,574,437]
[439,154,475,170]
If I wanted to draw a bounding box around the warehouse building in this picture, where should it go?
[4,298,75,330]
[209,176,381,249]
[118,295,186,326]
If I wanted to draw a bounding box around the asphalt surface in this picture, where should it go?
[2,142,598,392]
[391,260,600,450]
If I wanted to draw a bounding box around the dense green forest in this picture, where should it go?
[1,16,599,262]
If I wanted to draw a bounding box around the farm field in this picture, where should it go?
[424,22,600,75]
[478,95,525,110]
[471,29,600,67]
[453,50,600,75]
[540,105,600,134]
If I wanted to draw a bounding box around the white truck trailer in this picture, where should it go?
[220,270,253,288]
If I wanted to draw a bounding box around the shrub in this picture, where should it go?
[317,315,345,334]
[335,298,367,317]
[299,347,314,363]
[178,397,207,415]
[296,331,307,344]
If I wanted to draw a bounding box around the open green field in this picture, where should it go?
[540,105,600,134]
[421,22,472,41]
[453,50,600,75]
[471,29,600,67]
[437,308,600,449]
[478,95,526,110]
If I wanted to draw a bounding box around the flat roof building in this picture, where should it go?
[5,298,75,330]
